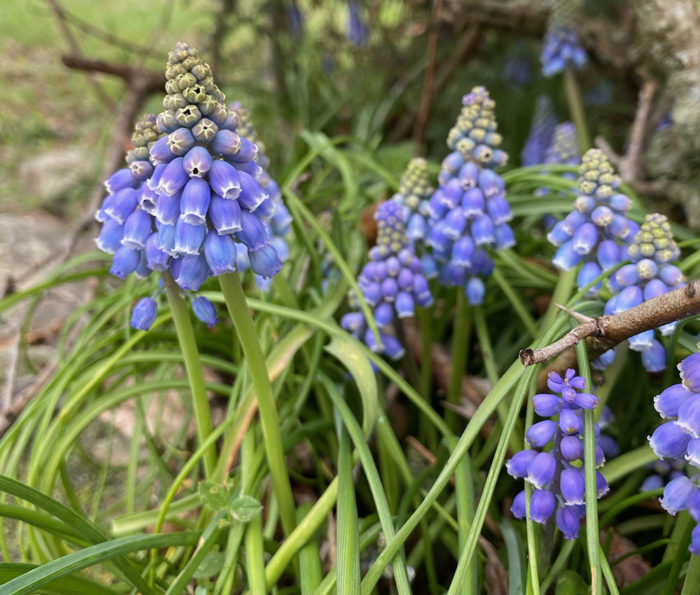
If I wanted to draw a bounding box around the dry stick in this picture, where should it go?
[520,280,700,366]
[45,0,113,108]
[412,0,445,153]
[596,79,658,183]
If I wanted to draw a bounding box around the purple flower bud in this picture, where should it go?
[395,292,414,318]
[640,474,664,492]
[192,296,218,327]
[174,253,211,291]
[560,468,585,505]
[654,384,691,419]
[374,302,393,327]
[406,213,427,240]
[614,286,643,313]
[644,279,668,302]
[183,146,212,178]
[235,210,268,249]
[511,490,527,519]
[609,193,631,212]
[139,186,158,215]
[105,187,139,224]
[237,171,268,212]
[443,208,466,239]
[180,178,211,225]
[685,438,700,467]
[494,224,515,249]
[677,394,700,439]
[209,194,242,234]
[235,159,263,180]
[660,264,684,287]
[573,392,598,410]
[472,215,495,245]
[341,312,365,333]
[211,129,242,157]
[249,243,283,278]
[362,282,381,306]
[560,409,582,435]
[553,240,582,271]
[105,168,137,194]
[167,128,196,156]
[572,222,598,255]
[110,245,141,279]
[96,218,124,254]
[689,489,700,522]
[556,505,580,539]
[465,277,485,305]
[154,191,181,225]
[272,236,289,262]
[577,261,602,294]
[660,476,697,515]
[599,434,619,458]
[590,205,613,227]
[649,421,692,458]
[597,471,609,497]
[533,393,561,417]
[680,354,700,393]
[597,240,620,270]
[150,136,175,165]
[560,435,584,461]
[121,209,152,250]
[227,136,258,163]
[155,223,177,255]
[159,157,189,197]
[144,233,170,271]
[442,151,464,174]
[451,236,475,266]
[441,179,463,209]
[526,420,556,448]
[174,217,206,255]
[547,220,572,247]
[381,333,405,360]
[506,449,537,478]
[530,489,556,523]
[131,297,158,331]
[209,159,242,199]
[691,526,700,556]
[203,230,237,275]
[616,264,640,287]
[381,277,399,301]
[397,268,414,290]
[462,188,485,217]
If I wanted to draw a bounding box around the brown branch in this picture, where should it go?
[412,0,445,153]
[520,280,700,366]
[61,55,164,91]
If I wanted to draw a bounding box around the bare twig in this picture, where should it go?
[520,280,700,366]
[61,55,163,91]
[595,79,658,183]
[412,0,445,153]
[46,0,113,107]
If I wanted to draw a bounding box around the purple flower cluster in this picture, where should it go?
[95,42,286,329]
[541,26,587,77]
[393,157,433,243]
[347,1,368,47]
[340,201,433,359]
[521,95,558,167]
[548,149,638,294]
[647,352,700,554]
[507,369,609,539]
[229,102,292,291]
[425,86,513,305]
[604,214,685,372]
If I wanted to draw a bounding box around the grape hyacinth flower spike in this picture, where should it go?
[648,351,700,554]
[392,157,434,244]
[341,201,433,359]
[347,0,368,47]
[540,0,587,77]
[426,86,513,305]
[548,148,638,296]
[604,214,685,372]
[521,95,558,167]
[507,369,610,539]
[95,42,288,329]
[229,102,292,291]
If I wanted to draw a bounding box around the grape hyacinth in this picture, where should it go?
[648,351,700,554]
[604,214,685,372]
[540,0,587,77]
[340,201,433,359]
[392,157,433,243]
[547,148,638,295]
[229,102,292,291]
[521,95,558,167]
[425,86,513,305]
[95,42,286,328]
[507,369,609,539]
[347,1,368,47]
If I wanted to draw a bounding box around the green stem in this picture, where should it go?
[417,307,437,447]
[447,292,471,428]
[243,432,266,594]
[576,341,601,595]
[564,67,590,153]
[218,272,296,537]
[681,556,700,595]
[162,271,216,478]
